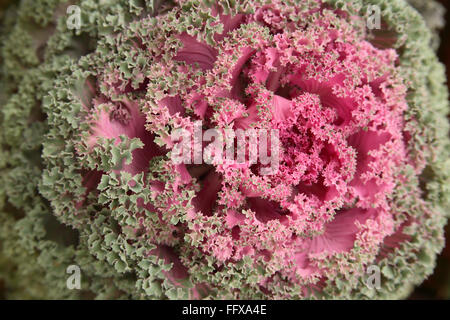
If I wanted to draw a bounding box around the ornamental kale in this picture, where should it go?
[0,0,449,299]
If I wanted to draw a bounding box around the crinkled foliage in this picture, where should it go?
[0,0,449,299]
